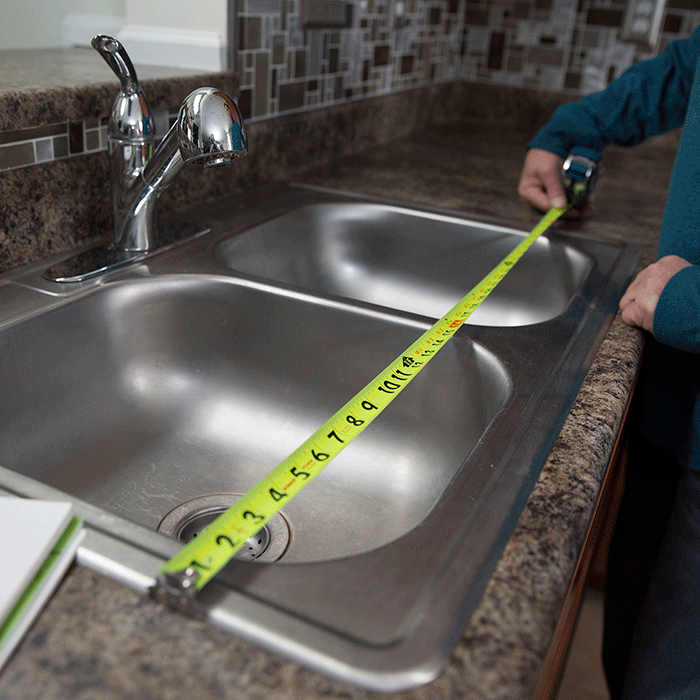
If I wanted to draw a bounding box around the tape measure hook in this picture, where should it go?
[149,568,205,619]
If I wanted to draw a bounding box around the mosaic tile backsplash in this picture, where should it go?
[0,109,176,173]
[235,0,700,121]
[2,0,699,172]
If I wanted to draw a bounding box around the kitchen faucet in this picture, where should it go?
[44,35,248,282]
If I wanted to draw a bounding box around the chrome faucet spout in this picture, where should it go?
[93,36,248,253]
[117,87,248,252]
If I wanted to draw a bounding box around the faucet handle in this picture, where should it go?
[92,34,154,143]
[91,35,140,94]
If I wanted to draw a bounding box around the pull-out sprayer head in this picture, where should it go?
[178,88,248,167]
[141,87,248,195]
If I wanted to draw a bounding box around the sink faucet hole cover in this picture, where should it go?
[157,494,291,563]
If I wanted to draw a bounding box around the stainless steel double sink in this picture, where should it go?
[0,184,637,690]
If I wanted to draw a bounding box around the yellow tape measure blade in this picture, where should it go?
[154,205,569,597]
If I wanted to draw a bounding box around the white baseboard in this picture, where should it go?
[62,14,227,73]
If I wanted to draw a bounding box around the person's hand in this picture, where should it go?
[517,148,593,217]
[619,255,693,333]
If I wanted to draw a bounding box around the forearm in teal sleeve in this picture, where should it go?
[654,266,700,353]
[527,27,700,158]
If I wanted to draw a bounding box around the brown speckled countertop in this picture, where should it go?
[0,119,677,699]
[0,47,234,130]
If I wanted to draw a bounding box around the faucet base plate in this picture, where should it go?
[44,223,211,283]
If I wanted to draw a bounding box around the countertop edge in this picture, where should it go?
[454,316,643,698]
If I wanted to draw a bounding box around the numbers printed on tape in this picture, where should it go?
[159,205,570,591]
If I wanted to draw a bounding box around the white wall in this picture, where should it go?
[117,0,228,70]
[124,0,227,34]
[0,0,228,71]
[0,0,124,50]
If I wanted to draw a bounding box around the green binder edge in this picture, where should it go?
[0,516,83,647]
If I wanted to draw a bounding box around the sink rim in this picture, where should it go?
[0,183,640,691]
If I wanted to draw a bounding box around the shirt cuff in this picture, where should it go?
[525,135,570,160]
[653,265,700,352]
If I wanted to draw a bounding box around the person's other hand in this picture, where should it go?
[619,255,693,333]
[517,148,593,217]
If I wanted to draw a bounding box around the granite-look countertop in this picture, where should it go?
[0,47,234,130]
[0,121,677,699]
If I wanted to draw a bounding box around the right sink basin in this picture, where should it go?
[215,200,593,326]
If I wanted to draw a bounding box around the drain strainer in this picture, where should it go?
[157,494,291,562]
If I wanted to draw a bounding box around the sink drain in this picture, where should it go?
[176,508,272,559]
[157,494,291,562]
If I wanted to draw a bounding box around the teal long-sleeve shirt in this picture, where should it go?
[528,26,700,468]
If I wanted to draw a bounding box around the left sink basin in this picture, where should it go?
[0,275,509,563]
